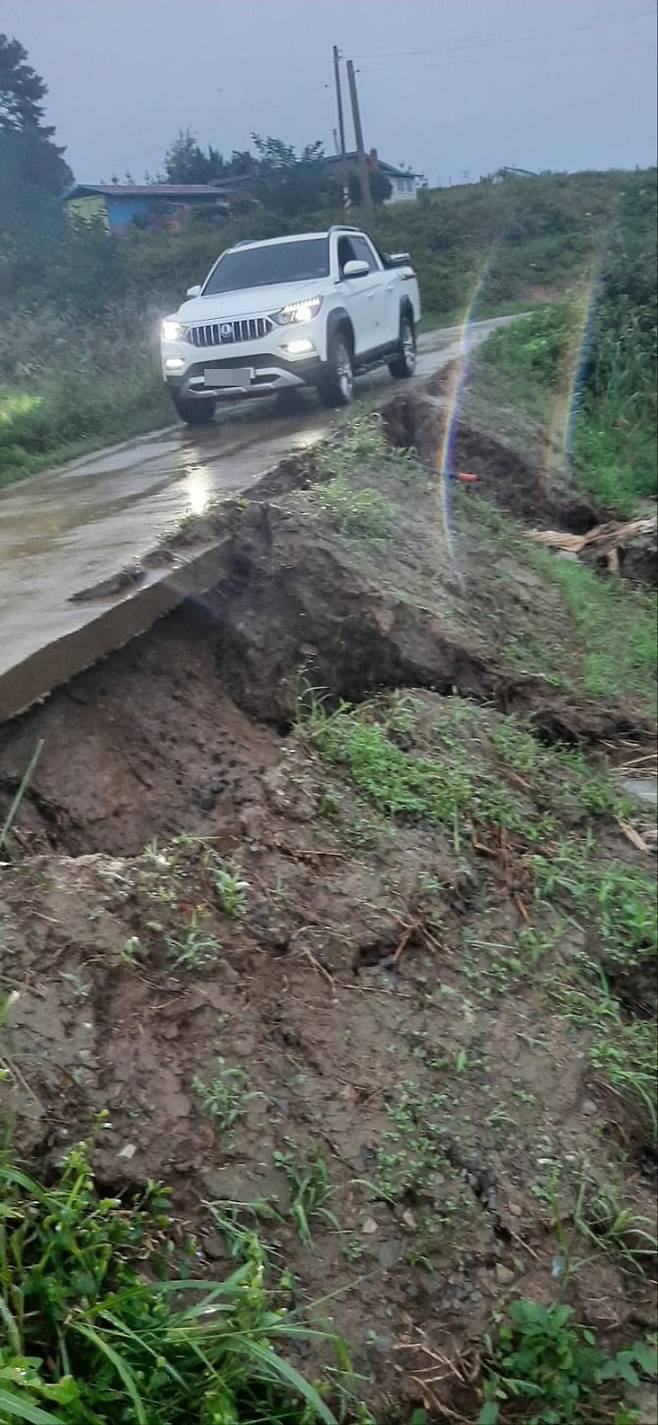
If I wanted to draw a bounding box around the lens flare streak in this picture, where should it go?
[435,257,496,572]
[545,271,600,480]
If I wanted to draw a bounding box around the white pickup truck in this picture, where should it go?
[160,225,421,423]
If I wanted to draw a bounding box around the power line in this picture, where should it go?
[351,7,656,63]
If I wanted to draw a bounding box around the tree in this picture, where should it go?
[0,33,50,131]
[162,129,224,184]
[0,123,71,195]
[161,130,259,185]
[0,34,71,196]
[251,134,339,216]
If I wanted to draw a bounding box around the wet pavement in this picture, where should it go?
[0,316,516,720]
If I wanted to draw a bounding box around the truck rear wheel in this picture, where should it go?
[170,391,217,425]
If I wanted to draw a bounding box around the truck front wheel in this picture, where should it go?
[388,312,417,379]
[318,331,354,407]
[170,391,217,425]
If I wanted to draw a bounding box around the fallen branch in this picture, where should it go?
[525,515,657,573]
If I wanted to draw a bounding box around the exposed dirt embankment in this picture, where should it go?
[1,394,651,860]
[0,392,656,1422]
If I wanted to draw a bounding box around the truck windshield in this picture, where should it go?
[203,238,330,295]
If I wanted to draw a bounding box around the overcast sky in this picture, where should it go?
[1,0,656,183]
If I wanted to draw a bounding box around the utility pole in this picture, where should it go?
[332,44,350,215]
[346,59,372,220]
[332,45,347,159]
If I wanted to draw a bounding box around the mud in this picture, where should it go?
[383,384,601,532]
[1,686,655,1418]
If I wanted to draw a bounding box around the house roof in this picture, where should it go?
[64,183,228,201]
[324,153,419,180]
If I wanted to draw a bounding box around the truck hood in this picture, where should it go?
[177,279,328,322]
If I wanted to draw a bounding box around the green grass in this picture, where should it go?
[299,697,526,836]
[494,533,658,715]
[560,987,657,1148]
[478,279,656,514]
[0,368,170,487]
[530,838,657,1144]
[532,839,657,965]
[310,480,394,544]
[299,692,636,847]
[534,556,657,708]
[0,1140,338,1424]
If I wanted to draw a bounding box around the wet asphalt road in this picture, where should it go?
[0,316,517,693]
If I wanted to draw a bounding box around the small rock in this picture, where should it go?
[508,1202,523,1217]
[362,1217,379,1235]
[402,1209,417,1230]
[377,1241,400,1269]
[118,1143,137,1160]
[581,1098,598,1116]
[496,1264,515,1285]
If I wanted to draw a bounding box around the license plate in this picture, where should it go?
[205,368,252,389]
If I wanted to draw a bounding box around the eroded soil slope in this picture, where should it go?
[0,403,656,1421]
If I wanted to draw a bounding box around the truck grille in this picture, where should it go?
[185,316,274,347]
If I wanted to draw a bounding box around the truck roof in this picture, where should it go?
[229,226,363,251]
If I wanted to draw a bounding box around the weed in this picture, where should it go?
[514,1088,537,1107]
[315,411,387,478]
[317,788,343,818]
[382,694,423,737]
[311,479,395,544]
[213,862,249,918]
[192,1057,259,1131]
[341,1236,365,1264]
[273,1145,339,1246]
[121,935,146,965]
[478,1297,657,1424]
[557,981,657,1146]
[59,971,91,1002]
[574,1173,657,1274]
[356,1082,458,1213]
[164,911,220,971]
[0,739,44,856]
[0,1141,337,1423]
[516,927,555,964]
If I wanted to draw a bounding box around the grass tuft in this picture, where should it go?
[0,1140,337,1423]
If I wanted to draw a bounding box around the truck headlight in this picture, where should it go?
[162,319,185,342]
[273,296,323,326]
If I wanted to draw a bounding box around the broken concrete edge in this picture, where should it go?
[0,434,323,726]
[0,538,231,725]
